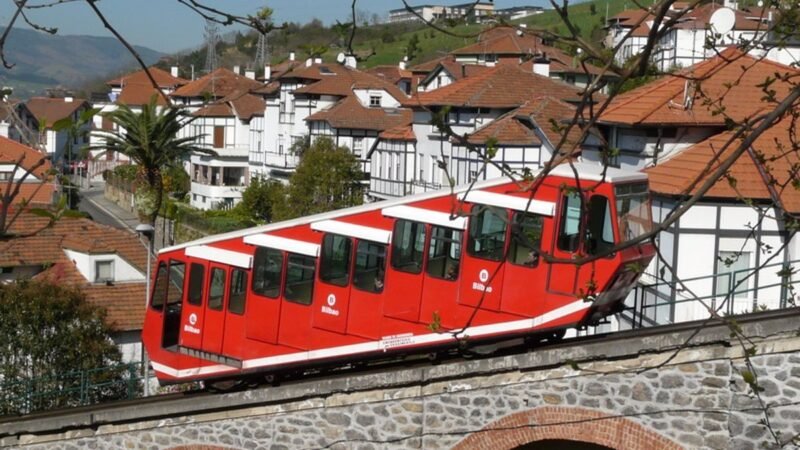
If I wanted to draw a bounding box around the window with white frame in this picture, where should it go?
[369,95,381,108]
[95,260,114,282]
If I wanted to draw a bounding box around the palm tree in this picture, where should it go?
[93,96,215,226]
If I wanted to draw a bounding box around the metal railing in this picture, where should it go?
[624,259,798,329]
[0,363,142,416]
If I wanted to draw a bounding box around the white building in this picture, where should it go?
[25,95,91,167]
[580,48,800,327]
[369,63,588,199]
[388,2,494,24]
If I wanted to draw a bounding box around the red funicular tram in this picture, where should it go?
[142,163,655,383]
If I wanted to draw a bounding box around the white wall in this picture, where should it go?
[63,249,145,283]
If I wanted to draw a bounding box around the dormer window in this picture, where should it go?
[95,260,114,283]
[369,95,381,108]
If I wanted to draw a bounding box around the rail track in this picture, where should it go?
[1,307,798,446]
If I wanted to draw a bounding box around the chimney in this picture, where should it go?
[344,54,357,69]
[399,57,407,70]
[289,51,296,61]
[533,55,550,78]
[64,96,74,103]
[1,86,11,102]
[245,69,256,79]
[314,57,322,64]
[170,66,179,77]
[723,0,738,9]
[519,23,527,28]
[233,65,240,75]
[264,65,272,81]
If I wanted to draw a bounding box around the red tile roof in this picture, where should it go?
[600,47,799,126]
[379,123,416,141]
[171,68,263,99]
[0,135,51,179]
[451,26,543,56]
[26,97,89,126]
[408,63,585,108]
[193,90,265,120]
[117,83,171,106]
[609,4,776,37]
[366,65,413,85]
[465,96,587,151]
[306,96,411,131]
[106,66,188,88]
[292,65,408,100]
[0,212,149,331]
[646,114,800,213]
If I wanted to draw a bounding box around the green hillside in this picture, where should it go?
[164,0,630,75]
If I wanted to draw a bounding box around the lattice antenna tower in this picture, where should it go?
[254,31,270,69]
[203,19,220,74]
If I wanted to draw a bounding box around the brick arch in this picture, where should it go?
[451,406,684,450]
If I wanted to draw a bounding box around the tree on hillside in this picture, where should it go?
[0,280,133,415]
[92,96,215,226]
[272,137,363,221]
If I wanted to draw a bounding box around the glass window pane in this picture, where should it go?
[187,263,204,306]
[320,234,352,287]
[252,247,283,298]
[558,192,582,252]
[427,226,462,280]
[391,219,426,274]
[509,213,544,267]
[285,253,315,305]
[716,251,751,299]
[151,262,168,311]
[468,206,507,261]
[229,269,248,315]
[615,183,652,241]
[95,260,113,282]
[354,241,387,293]
[586,196,615,255]
[167,260,185,306]
[208,267,226,311]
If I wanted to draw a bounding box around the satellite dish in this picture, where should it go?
[336,53,346,64]
[757,0,763,7]
[709,7,736,35]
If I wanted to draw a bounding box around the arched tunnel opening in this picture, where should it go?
[514,440,616,450]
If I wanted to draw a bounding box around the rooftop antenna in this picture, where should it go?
[203,19,219,74]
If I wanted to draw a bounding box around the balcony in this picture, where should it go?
[191,181,245,199]
[263,152,300,169]
[211,145,249,158]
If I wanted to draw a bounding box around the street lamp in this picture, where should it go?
[135,223,155,397]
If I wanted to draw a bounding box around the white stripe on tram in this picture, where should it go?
[311,220,392,244]
[460,190,555,217]
[151,299,592,379]
[243,234,320,257]
[185,245,253,269]
[382,205,468,230]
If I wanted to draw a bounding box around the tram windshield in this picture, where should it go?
[615,183,652,242]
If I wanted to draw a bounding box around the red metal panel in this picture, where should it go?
[383,268,424,321]
[178,261,206,350]
[312,281,351,334]
[458,255,505,311]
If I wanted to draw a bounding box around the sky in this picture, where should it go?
[0,0,549,53]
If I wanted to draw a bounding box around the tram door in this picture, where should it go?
[246,247,283,344]
[221,267,248,357]
[547,191,582,295]
[312,233,353,333]
[502,212,549,316]
[179,262,207,350]
[384,219,425,322]
[459,206,507,311]
[201,263,228,355]
[162,260,186,350]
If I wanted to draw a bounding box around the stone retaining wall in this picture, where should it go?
[12,332,800,450]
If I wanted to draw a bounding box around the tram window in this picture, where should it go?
[468,206,507,261]
[166,260,185,306]
[320,234,352,287]
[229,268,248,315]
[208,267,226,311]
[391,219,426,274]
[252,247,283,298]
[558,192,582,252]
[586,196,615,255]
[285,253,316,305]
[150,262,168,311]
[354,241,387,293]
[508,213,544,267]
[427,226,462,280]
[187,263,205,306]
